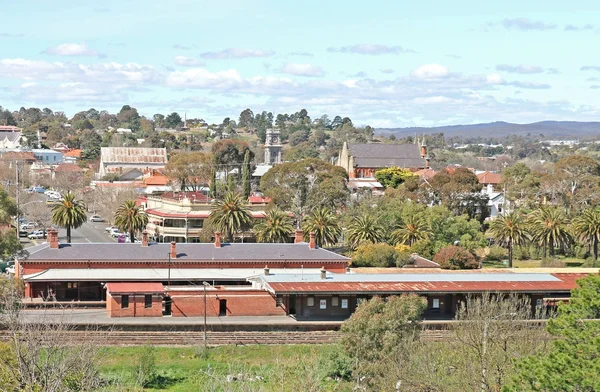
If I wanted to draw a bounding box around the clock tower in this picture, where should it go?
[264,129,282,164]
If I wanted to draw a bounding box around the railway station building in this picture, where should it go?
[16,229,588,319]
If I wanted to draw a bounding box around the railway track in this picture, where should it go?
[0,329,453,346]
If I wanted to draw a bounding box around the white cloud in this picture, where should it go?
[174,56,205,67]
[411,64,450,80]
[496,64,545,74]
[280,63,324,77]
[486,73,504,84]
[327,44,415,55]
[43,43,104,57]
[200,48,275,59]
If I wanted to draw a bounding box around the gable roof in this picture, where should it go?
[0,151,36,162]
[477,171,502,185]
[64,149,82,158]
[100,147,168,165]
[348,143,425,168]
[0,131,21,143]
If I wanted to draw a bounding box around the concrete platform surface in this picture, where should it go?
[18,309,344,326]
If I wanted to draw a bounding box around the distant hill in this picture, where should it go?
[377,121,600,139]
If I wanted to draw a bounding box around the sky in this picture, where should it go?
[1,0,600,127]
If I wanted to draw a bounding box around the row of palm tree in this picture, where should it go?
[489,206,600,267]
[51,192,147,243]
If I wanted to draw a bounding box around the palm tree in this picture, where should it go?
[572,208,600,264]
[208,191,252,242]
[51,192,87,243]
[114,200,148,243]
[488,211,529,268]
[254,208,294,243]
[391,214,432,247]
[527,206,571,258]
[346,214,384,248]
[302,207,341,247]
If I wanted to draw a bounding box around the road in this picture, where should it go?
[24,217,117,247]
[56,220,117,244]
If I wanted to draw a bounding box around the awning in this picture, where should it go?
[23,268,325,282]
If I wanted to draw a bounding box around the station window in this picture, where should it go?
[144,295,152,308]
[121,295,129,309]
[432,298,440,309]
[67,283,78,289]
[331,297,339,307]
[307,297,314,307]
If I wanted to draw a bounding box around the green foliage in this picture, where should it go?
[208,191,252,242]
[489,211,529,267]
[114,200,148,243]
[51,192,87,243]
[486,246,508,262]
[391,214,432,246]
[340,295,426,384]
[528,206,571,258]
[241,149,251,199]
[322,345,353,381]
[572,208,600,262]
[346,214,384,248]
[254,208,294,243]
[260,158,349,218]
[302,207,341,247]
[507,274,600,390]
[433,245,480,269]
[351,243,400,267]
[134,345,158,388]
[374,166,415,189]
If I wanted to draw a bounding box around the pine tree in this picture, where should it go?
[241,149,251,199]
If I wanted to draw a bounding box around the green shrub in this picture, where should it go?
[352,243,398,267]
[486,246,507,262]
[134,345,157,388]
[433,246,480,270]
[322,346,353,381]
[513,246,531,260]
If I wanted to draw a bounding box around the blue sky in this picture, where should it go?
[1,0,599,127]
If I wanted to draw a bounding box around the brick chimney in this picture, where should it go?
[264,264,270,276]
[170,241,177,259]
[294,229,304,244]
[320,266,327,280]
[141,231,148,247]
[48,229,59,249]
[214,232,221,248]
[309,232,316,249]
[420,145,427,158]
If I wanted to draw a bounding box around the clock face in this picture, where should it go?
[270,136,279,144]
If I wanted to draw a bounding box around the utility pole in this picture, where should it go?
[15,161,20,239]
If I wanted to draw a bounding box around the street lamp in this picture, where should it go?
[202,281,210,349]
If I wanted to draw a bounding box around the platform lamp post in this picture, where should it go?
[202,281,210,349]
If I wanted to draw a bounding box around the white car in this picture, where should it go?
[89,215,104,222]
[111,230,126,238]
[28,230,45,239]
[105,226,118,233]
[21,222,37,230]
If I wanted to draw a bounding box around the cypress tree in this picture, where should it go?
[242,149,251,199]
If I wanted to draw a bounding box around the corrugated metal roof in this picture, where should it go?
[258,273,586,294]
[261,272,560,283]
[100,147,168,164]
[24,242,350,262]
[23,268,325,282]
[105,282,164,294]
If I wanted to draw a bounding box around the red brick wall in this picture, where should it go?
[107,293,162,317]
[169,289,285,317]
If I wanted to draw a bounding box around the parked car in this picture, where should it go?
[125,237,140,243]
[21,222,37,230]
[105,226,118,233]
[111,230,126,238]
[32,186,45,193]
[28,230,45,239]
[19,230,29,238]
[89,215,104,222]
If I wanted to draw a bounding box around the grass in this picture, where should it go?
[97,344,351,391]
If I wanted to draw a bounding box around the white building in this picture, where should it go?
[0,132,22,149]
[98,147,168,178]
